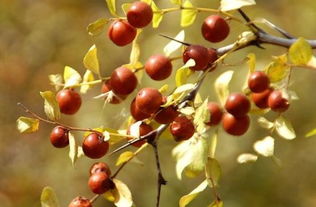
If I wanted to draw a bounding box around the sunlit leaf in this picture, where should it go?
[129,121,142,138]
[141,0,152,4]
[205,157,221,187]
[257,117,274,130]
[306,128,316,138]
[83,45,100,75]
[289,37,312,65]
[40,91,61,121]
[174,83,195,94]
[220,0,256,11]
[275,116,296,140]
[209,132,218,158]
[159,84,169,94]
[48,74,63,91]
[164,30,185,57]
[242,53,256,92]
[41,186,60,207]
[254,136,274,157]
[265,54,290,82]
[194,99,210,133]
[237,153,258,164]
[151,1,163,28]
[214,70,234,106]
[87,18,108,36]
[111,179,133,207]
[181,0,197,27]
[170,0,182,5]
[178,106,195,116]
[179,180,208,207]
[80,70,95,94]
[16,117,39,134]
[68,132,78,167]
[105,0,118,17]
[121,3,132,15]
[130,41,140,66]
[175,59,195,86]
[116,151,134,166]
[63,66,82,88]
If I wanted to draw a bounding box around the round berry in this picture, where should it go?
[108,20,137,46]
[127,123,154,147]
[206,102,223,126]
[248,71,270,93]
[268,90,289,112]
[110,67,137,95]
[68,196,92,207]
[154,106,179,124]
[130,98,151,120]
[208,48,218,65]
[183,45,211,71]
[251,88,273,109]
[170,116,195,141]
[222,113,250,136]
[56,89,82,115]
[225,93,251,117]
[82,133,109,159]
[88,172,113,194]
[89,162,111,176]
[202,15,230,43]
[50,126,69,148]
[101,80,126,104]
[127,1,153,28]
[135,88,163,114]
[145,55,172,81]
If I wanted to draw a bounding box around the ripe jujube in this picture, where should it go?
[130,98,151,121]
[225,93,250,118]
[56,88,82,115]
[127,1,153,28]
[145,55,172,81]
[222,113,250,136]
[183,45,211,71]
[206,102,223,126]
[88,172,113,194]
[268,90,289,112]
[68,196,92,207]
[108,20,137,46]
[135,88,163,114]
[251,88,273,109]
[90,162,111,176]
[50,126,69,148]
[110,67,137,95]
[154,105,179,124]
[127,123,155,147]
[82,133,109,159]
[170,116,195,141]
[248,71,270,93]
[202,15,230,43]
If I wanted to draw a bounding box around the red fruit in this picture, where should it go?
[135,88,163,114]
[145,55,172,80]
[225,93,251,117]
[208,48,218,65]
[82,133,109,159]
[110,67,137,95]
[50,126,69,148]
[170,116,195,141]
[268,90,289,112]
[90,162,111,176]
[202,15,230,43]
[101,81,126,104]
[127,1,153,28]
[56,89,82,115]
[248,71,270,93]
[127,123,154,147]
[88,172,113,194]
[183,45,211,71]
[206,102,223,126]
[68,196,92,207]
[108,20,137,46]
[130,98,151,120]
[154,106,179,124]
[251,88,273,109]
[222,113,250,136]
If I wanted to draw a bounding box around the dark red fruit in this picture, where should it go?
[225,93,251,117]
[268,90,289,112]
[251,88,273,109]
[170,116,195,141]
[127,1,153,28]
[82,133,109,159]
[50,126,69,148]
[88,172,113,194]
[222,113,250,136]
[135,88,163,114]
[110,67,137,95]
[145,55,172,80]
[68,196,92,207]
[130,98,151,120]
[183,45,211,71]
[202,15,230,43]
[206,102,223,126]
[90,162,111,176]
[127,123,154,147]
[56,89,82,115]
[108,20,137,46]
[248,71,270,93]
[154,106,179,124]
[208,48,218,65]
[101,80,126,104]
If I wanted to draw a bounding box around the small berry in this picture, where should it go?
[145,55,172,81]
[88,172,113,194]
[56,89,82,115]
[82,133,109,159]
[101,80,126,104]
[225,93,250,117]
[251,88,273,109]
[202,15,230,43]
[248,71,270,93]
[108,20,137,46]
[127,1,153,28]
[130,98,151,121]
[183,45,211,71]
[206,102,223,126]
[154,106,179,124]
[268,90,289,112]
[50,126,69,148]
[68,196,92,207]
[222,113,250,136]
[170,116,195,141]
[89,162,111,176]
[135,88,163,114]
[127,123,155,147]
[110,67,137,95]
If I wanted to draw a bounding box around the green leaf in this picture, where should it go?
[214,70,234,106]
[80,70,95,94]
[181,0,197,27]
[194,98,210,133]
[220,0,256,11]
[151,1,163,28]
[254,136,274,157]
[306,128,316,138]
[63,66,82,88]
[257,117,274,130]
[40,91,61,121]
[121,3,132,15]
[237,153,258,164]
[48,74,63,91]
[116,151,134,166]
[175,59,195,86]
[170,0,182,5]
[164,30,185,57]
[205,157,221,187]
[87,18,108,36]
[289,37,312,65]
[265,54,290,82]
[83,45,100,75]
[68,132,78,167]
[105,0,118,17]
[275,116,296,140]
[179,180,208,207]
[16,117,39,133]
[41,186,60,207]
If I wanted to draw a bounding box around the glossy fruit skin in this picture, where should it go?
[50,126,69,148]
[68,196,92,207]
[110,67,137,95]
[154,105,179,124]
[88,172,114,194]
[127,1,153,28]
[145,55,172,80]
[56,89,82,115]
[82,133,109,159]
[130,98,151,120]
[170,116,195,141]
[202,15,230,43]
[248,71,270,93]
[222,113,250,136]
[90,162,111,176]
[135,88,163,114]
[208,48,218,65]
[127,123,154,147]
[251,88,273,109]
[206,102,223,126]
[225,93,251,118]
[101,80,126,104]
[183,45,211,71]
[268,90,289,112]
[108,20,137,46]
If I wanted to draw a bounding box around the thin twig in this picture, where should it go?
[238,9,266,34]
[89,194,100,203]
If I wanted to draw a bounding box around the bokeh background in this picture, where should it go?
[1,0,316,206]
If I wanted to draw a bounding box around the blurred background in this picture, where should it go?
[1,0,316,206]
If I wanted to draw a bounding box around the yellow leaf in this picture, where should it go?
[170,0,182,5]
[179,180,208,207]
[220,0,256,11]
[193,98,210,133]
[68,132,78,167]
[87,18,108,36]
[208,200,224,207]
[116,151,134,166]
[159,84,169,93]
[141,0,152,4]
[48,74,63,91]
[181,0,197,27]
[111,179,133,207]
[214,70,234,106]
[275,116,296,140]
[306,128,316,138]
[254,136,274,157]
[63,66,82,88]
[83,45,100,75]
[247,53,256,73]
[151,1,163,28]
[16,117,39,134]
[40,91,61,121]
[121,3,132,15]
[104,190,116,202]
[80,70,95,94]
[265,54,289,82]
[237,153,258,164]
[289,37,312,65]
[105,0,118,17]
[130,42,140,66]
[175,59,195,86]
[164,30,185,57]
[205,157,221,187]
[41,186,60,207]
